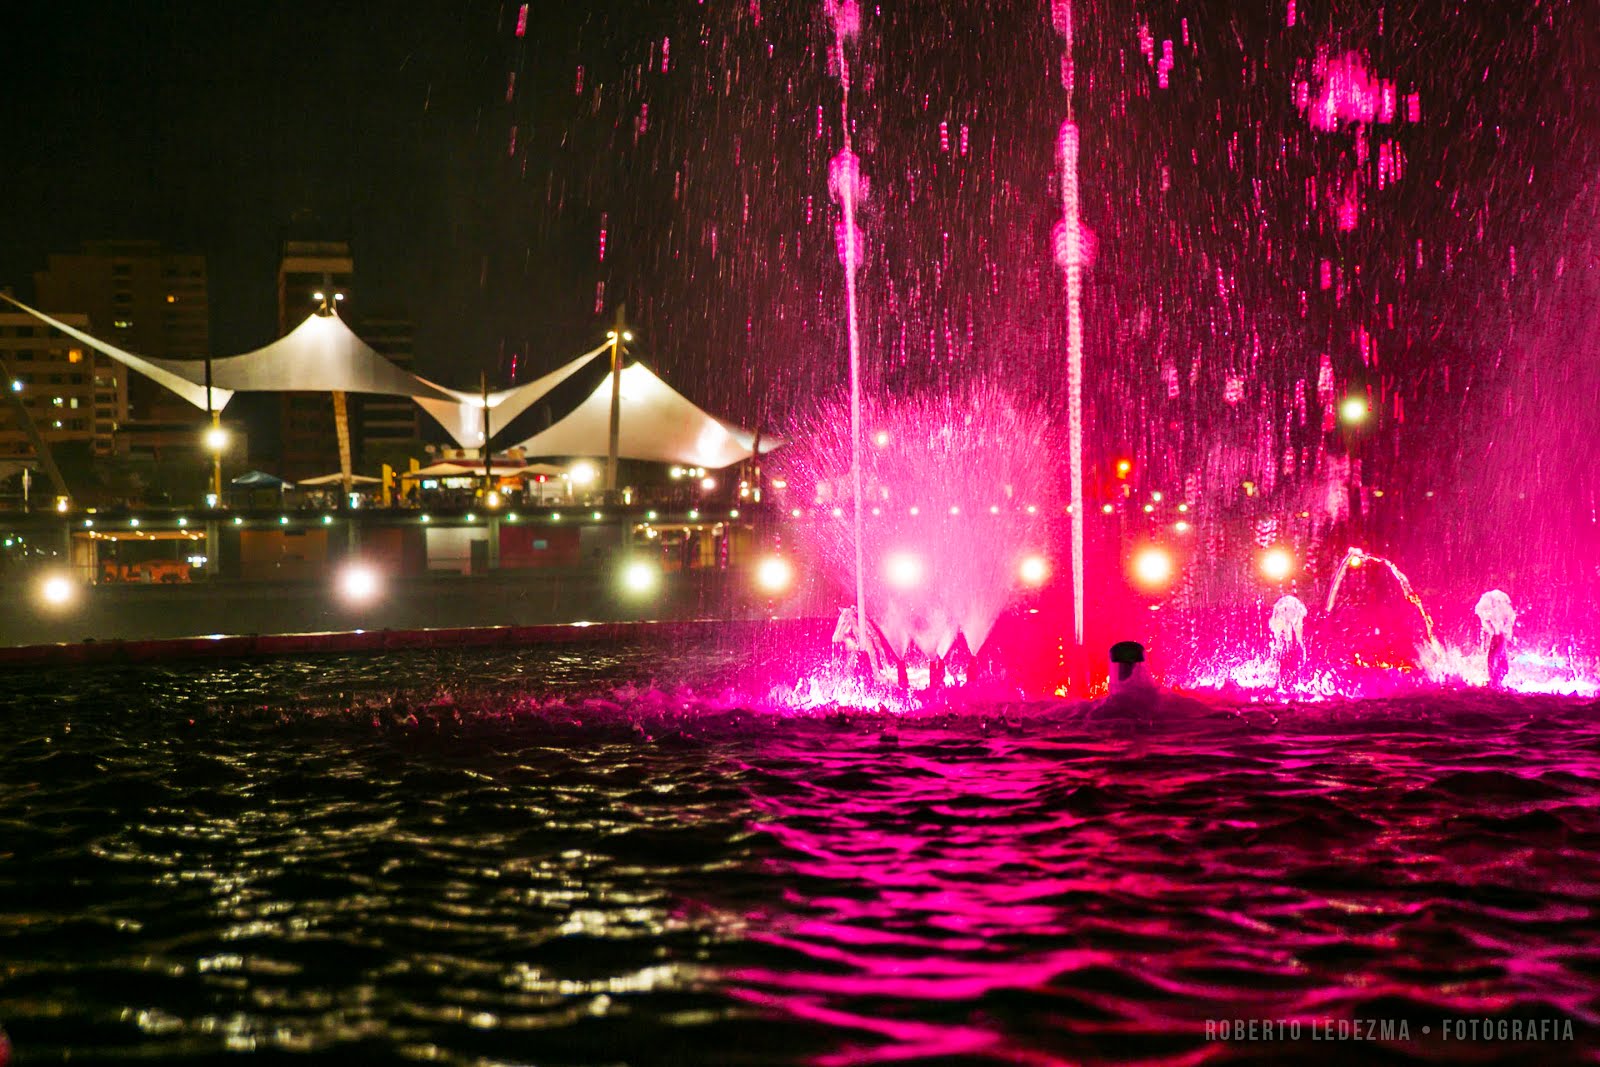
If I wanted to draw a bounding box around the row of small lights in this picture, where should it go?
[78,509,746,531]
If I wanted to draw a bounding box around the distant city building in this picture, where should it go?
[356,315,421,465]
[275,240,354,480]
[0,311,127,462]
[33,241,210,457]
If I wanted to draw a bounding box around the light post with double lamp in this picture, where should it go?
[313,291,355,504]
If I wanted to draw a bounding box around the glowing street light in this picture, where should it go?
[1260,547,1295,582]
[755,556,794,594]
[885,552,923,590]
[38,573,76,610]
[337,562,382,605]
[204,426,228,452]
[620,559,660,596]
[1131,546,1175,590]
[570,462,598,487]
[1339,395,1369,425]
[1019,555,1049,586]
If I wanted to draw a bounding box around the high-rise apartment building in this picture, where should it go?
[356,315,421,465]
[33,241,211,458]
[0,311,127,463]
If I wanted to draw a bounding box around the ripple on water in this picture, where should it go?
[0,646,1597,1063]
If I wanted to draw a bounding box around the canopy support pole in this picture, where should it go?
[480,372,491,499]
[205,354,222,504]
[332,390,353,502]
[605,304,627,501]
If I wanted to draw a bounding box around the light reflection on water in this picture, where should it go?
[1,643,1597,1064]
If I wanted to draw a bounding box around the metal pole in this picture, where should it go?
[481,371,491,499]
[605,304,626,499]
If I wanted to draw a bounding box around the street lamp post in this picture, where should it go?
[604,305,632,501]
[314,291,354,503]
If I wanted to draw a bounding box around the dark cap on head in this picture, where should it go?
[1109,641,1146,665]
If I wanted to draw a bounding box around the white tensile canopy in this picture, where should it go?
[3,292,777,471]
[411,342,609,450]
[0,295,456,407]
[510,361,781,469]
[202,312,457,401]
[0,294,237,410]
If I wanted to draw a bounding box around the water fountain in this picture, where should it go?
[823,0,870,653]
[783,384,1064,695]
[1325,546,1442,660]
[1475,588,1516,688]
[9,6,1600,1064]
[1268,593,1308,684]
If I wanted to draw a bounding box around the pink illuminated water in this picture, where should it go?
[1049,1,1087,649]
[826,0,869,649]
[780,386,1064,665]
[1326,546,1440,650]
[8,640,1600,1063]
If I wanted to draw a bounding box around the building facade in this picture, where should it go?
[0,311,126,464]
[33,241,211,457]
[355,315,421,466]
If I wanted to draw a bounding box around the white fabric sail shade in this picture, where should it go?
[2,295,774,469]
[0,297,456,408]
[511,361,780,469]
[0,293,237,410]
[202,313,457,400]
[411,342,609,449]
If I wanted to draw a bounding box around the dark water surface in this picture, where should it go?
[2,642,1598,1065]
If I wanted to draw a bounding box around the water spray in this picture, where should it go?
[1325,547,1439,650]
[1049,0,1086,647]
[826,0,869,656]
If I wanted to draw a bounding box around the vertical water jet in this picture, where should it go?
[826,0,868,645]
[1048,1,1086,648]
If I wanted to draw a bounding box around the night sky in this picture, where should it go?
[3,0,1597,594]
[0,2,600,381]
